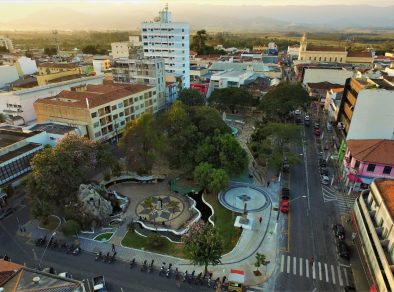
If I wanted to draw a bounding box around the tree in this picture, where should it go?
[207,168,229,195]
[0,113,7,123]
[120,113,166,174]
[209,87,258,112]
[44,47,57,56]
[193,162,214,191]
[192,30,208,53]
[178,89,205,106]
[61,220,81,237]
[27,134,115,206]
[254,253,266,274]
[0,46,9,53]
[259,83,310,122]
[183,221,223,275]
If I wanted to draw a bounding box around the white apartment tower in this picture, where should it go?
[141,5,190,88]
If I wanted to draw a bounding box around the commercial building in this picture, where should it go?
[301,68,354,87]
[346,51,374,67]
[0,35,14,51]
[305,81,343,104]
[141,5,190,88]
[15,56,38,76]
[353,179,394,292]
[343,140,394,190]
[112,55,166,108]
[34,83,158,141]
[92,55,111,74]
[0,74,105,123]
[0,259,86,291]
[209,62,282,79]
[37,62,84,86]
[111,36,141,59]
[0,65,19,88]
[338,78,394,137]
[209,70,255,91]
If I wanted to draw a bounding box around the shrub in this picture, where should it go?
[61,220,81,237]
[146,233,165,249]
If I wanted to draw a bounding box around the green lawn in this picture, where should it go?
[94,232,113,242]
[204,193,241,254]
[121,231,185,258]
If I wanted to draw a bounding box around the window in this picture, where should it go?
[383,166,392,175]
[112,105,117,111]
[113,114,118,120]
[91,112,97,118]
[118,102,123,108]
[354,160,360,170]
[94,132,101,138]
[119,112,124,117]
[367,164,376,172]
[93,122,99,128]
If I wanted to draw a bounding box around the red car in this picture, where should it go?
[314,128,321,137]
[280,200,289,213]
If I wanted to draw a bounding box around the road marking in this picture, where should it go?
[280,255,285,272]
[344,267,349,286]
[318,262,322,281]
[331,265,336,285]
[325,263,329,282]
[293,257,297,275]
[287,256,291,274]
[312,263,316,279]
[299,258,303,277]
[338,266,344,286]
[306,259,309,278]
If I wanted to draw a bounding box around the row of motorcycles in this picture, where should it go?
[34,235,81,255]
[94,251,117,264]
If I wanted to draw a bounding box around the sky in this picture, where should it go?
[1,0,393,30]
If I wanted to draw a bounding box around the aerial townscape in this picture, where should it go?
[1,1,394,291]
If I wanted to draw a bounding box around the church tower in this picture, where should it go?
[298,33,307,60]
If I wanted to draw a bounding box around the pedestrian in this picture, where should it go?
[310,257,314,266]
[111,243,115,253]
[259,217,263,224]
[240,226,243,232]
[267,181,270,187]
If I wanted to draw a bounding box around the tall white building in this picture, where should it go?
[111,36,141,59]
[0,36,14,52]
[141,5,190,88]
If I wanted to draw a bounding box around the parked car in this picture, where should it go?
[321,175,330,185]
[314,122,320,129]
[281,187,290,200]
[326,122,333,132]
[333,224,346,239]
[319,159,327,167]
[93,275,108,292]
[320,168,329,176]
[280,200,289,213]
[282,158,290,173]
[314,128,321,137]
[58,272,72,279]
[337,242,350,260]
[0,208,15,220]
[304,115,310,127]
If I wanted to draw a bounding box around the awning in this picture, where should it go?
[360,176,374,185]
[348,173,362,183]
[228,269,245,284]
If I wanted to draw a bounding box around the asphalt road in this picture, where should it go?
[0,205,211,292]
[274,123,349,291]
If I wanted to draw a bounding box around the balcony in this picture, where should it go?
[344,103,353,120]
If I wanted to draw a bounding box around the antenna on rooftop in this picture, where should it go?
[52,30,60,55]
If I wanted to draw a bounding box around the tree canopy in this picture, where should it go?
[183,221,223,275]
[178,89,205,106]
[193,162,229,194]
[259,83,310,122]
[209,87,258,112]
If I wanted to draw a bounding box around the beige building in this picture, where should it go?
[34,83,158,141]
[298,34,373,67]
[37,62,83,86]
[353,178,394,291]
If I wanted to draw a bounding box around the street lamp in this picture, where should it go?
[38,231,56,270]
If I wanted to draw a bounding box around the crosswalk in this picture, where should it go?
[279,254,350,287]
[321,185,358,215]
[322,185,337,203]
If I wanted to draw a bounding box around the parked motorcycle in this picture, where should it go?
[129,258,136,268]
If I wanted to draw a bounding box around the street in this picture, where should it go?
[0,205,210,292]
[274,121,352,291]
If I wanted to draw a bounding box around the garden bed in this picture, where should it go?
[94,232,114,242]
[121,231,185,258]
[203,193,241,254]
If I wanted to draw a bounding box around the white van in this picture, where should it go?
[326,122,333,132]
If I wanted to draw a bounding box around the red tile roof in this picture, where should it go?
[306,47,346,52]
[375,179,394,220]
[306,82,343,90]
[347,139,394,165]
[38,62,80,69]
[347,51,373,58]
[35,84,153,109]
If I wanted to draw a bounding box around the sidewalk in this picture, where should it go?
[21,181,280,287]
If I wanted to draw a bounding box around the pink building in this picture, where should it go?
[343,139,394,192]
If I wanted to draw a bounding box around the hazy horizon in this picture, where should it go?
[1,0,394,31]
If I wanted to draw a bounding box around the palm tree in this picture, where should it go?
[254,253,266,274]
